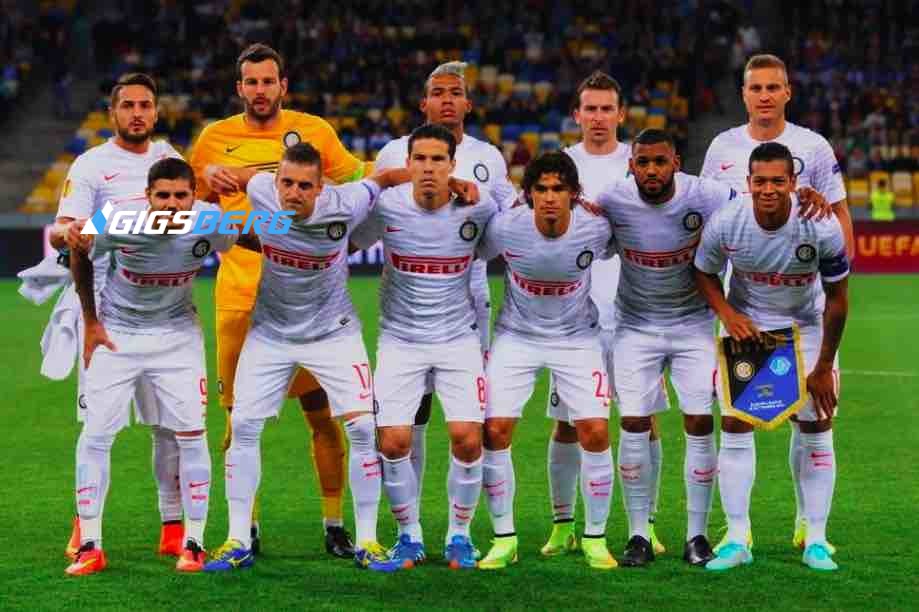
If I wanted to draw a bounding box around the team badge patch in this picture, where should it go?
[550,391,560,407]
[683,211,703,231]
[795,244,816,263]
[283,131,302,148]
[792,156,805,177]
[473,163,490,183]
[459,220,478,241]
[192,239,211,258]
[78,394,88,410]
[576,249,594,270]
[327,222,347,241]
[718,326,807,430]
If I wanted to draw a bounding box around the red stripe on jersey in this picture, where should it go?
[511,270,582,296]
[390,252,471,274]
[263,244,340,270]
[622,238,699,268]
[121,268,197,286]
[732,268,817,287]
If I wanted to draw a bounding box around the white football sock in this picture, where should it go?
[152,425,182,523]
[344,414,382,544]
[381,454,421,541]
[225,417,264,549]
[801,429,836,547]
[789,422,805,523]
[684,432,716,540]
[411,423,426,518]
[580,446,613,536]
[176,431,211,547]
[446,454,482,542]
[547,438,580,522]
[618,429,651,540]
[649,437,662,517]
[718,431,755,545]
[483,448,515,535]
[75,431,115,548]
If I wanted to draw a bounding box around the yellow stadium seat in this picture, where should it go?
[497,73,516,96]
[650,97,668,110]
[501,141,516,162]
[513,82,533,99]
[386,106,407,129]
[533,81,553,104]
[464,64,479,90]
[892,172,914,208]
[478,65,498,93]
[670,96,689,120]
[521,132,540,156]
[913,172,919,208]
[483,124,501,145]
[645,114,667,130]
[627,106,647,132]
[655,81,673,93]
[339,117,357,130]
[847,178,869,207]
[560,130,580,147]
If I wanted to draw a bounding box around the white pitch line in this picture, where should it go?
[840,369,919,378]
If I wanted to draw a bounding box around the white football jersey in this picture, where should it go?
[597,172,738,329]
[57,138,183,290]
[374,133,515,306]
[700,121,846,203]
[478,204,613,339]
[246,172,379,343]
[92,201,236,334]
[694,195,850,330]
[353,183,499,344]
[564,141,631,330]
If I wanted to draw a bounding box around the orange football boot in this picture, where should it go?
[176,540,207,572]
[65,542,107,576]
[66,516,81,560]
[158,521,185,556]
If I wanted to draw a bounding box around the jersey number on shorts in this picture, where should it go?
[592,371,612,401]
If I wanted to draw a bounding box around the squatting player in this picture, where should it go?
[189,43,369,557]
[476,152,617,571]
[694,142,848,572]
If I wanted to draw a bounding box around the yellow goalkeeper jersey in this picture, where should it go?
[188,109,369,311]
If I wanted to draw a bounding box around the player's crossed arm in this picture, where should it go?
[67,226,116,368]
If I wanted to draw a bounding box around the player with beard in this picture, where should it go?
[49,73,186,562]
[189,44,368,558]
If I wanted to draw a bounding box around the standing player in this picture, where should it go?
[203,144,415,572]
[189,43,369,557]
[49,73,186,560]
[373,61,514,539]
[65,158,237,575]
[694,142,849,571]
[477,152,617,570]
[701,54,851,551]
[352,124,499,570]
[542,71,668,558]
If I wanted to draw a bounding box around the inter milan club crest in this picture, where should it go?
[473,163,490,183]
[683,211,703,231]
[792,156,805,177]
[576,249,594,270]
[283,131,302,148]
[459,220,478,241]
[550,391,560,407]
[192,239,211,258]
[795,244,816,263]
[733,360,755,382]
[327,222,347,241]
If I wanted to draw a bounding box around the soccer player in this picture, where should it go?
[65,158,237,575]
[477,152,617,570]
[701,53,851,552]
[203,144,416,572]
[189,43,369,557]
[49,73,187,560]
[351,124,499,570]
[373,61,514,538]
[542,71,669,558]
[694,142,849,571]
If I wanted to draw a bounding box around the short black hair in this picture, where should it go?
[408,123,457,159]
[110,73,157,108]
[282,142,322,168]
[236,43,286,80]
[748,141,794,176]
[573,70,624,111]
[632,128,675,149]
[147,157,195,191]
[522,152,581,205]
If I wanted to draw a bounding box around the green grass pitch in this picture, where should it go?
[2,275,918,610]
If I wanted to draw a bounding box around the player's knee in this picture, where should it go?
[575,419,609,452]
[229,415,264,448]
[450,426,483,462]
[721,415,754,434]
[552,420,579,443]
[620,416,652,433]
[414,393,433,426]
[299,387,329,413]
[378,428,412,460]
[343,413,376,452]
[684,414,714,436]
[483,418,513,450]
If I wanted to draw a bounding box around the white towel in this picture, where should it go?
[39,284,81,381]
[17,254,71,305]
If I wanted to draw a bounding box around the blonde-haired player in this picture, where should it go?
[188,43,370,557]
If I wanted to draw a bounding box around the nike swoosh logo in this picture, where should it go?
[104,173,119,181]
[693,468,717,476]
[359,391,371,400]
[189,481,209,488]
[504,250,522,259]
[385,225,402,233]
[724,246,740,252]
[720,163,735,171]
[225,145,242,154]
[228,552,251,567]
[120,247,138,254]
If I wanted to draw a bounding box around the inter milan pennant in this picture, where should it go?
[717,326,807,430]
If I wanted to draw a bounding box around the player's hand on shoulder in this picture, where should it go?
[66,219,94,253]
[805,364,837,420]
[722,310,761,343]
[796,187,832,221]
[449,177,480,205]
[83,319,116,369]
[204,164,241,196]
